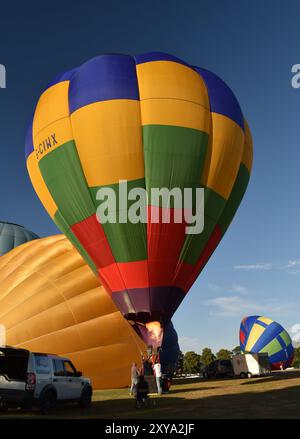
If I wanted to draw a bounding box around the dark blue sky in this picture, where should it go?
[1,0,300,351]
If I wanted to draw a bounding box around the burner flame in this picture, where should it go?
[145,321,163,348]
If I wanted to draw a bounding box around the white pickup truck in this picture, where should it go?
[232,353,271,378]
[0,346,92,413]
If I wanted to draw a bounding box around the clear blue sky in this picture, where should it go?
[1,0,300,353]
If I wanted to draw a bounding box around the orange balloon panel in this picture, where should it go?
[0,235,146,389]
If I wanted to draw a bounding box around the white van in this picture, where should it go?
[0,347,92,413]
[232,353,271,378]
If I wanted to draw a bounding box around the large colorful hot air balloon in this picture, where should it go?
[240,316,294,370]
[0,222,38,256]
[0,235,178,388]
[25,52,253,345]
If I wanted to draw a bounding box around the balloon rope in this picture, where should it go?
[127,319,145,357]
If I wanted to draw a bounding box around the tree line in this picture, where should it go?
[178,346,300,374]
[292,347,300,368]
[177,346,241,375]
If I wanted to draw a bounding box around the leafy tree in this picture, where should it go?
[183,351,202,374]
[201,347,215,366]
[292,347,300,368]
[216,348,232,360]
[176,350,184,375]
[232,346,242,356]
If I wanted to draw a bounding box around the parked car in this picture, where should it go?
[0,346,92,414]
[232,353,271,378]
[203,359,234,379]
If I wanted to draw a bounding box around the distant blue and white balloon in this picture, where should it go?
[240,315,294,369]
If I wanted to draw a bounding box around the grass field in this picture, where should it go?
[1,371,300,419]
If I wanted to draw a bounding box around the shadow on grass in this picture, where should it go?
[92,384,300,419]
[173,377,203,385]
[168,386,217,394]
[241,371,300,386]
[1,382,300,419]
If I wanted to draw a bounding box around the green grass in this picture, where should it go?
[2,371,300,419]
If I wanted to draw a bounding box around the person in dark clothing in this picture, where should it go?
[142,355,153,376]
[135,375,149,408]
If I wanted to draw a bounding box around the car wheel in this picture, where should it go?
[78,386,92,408]
[240,372,246,378]
[39,390,56,415]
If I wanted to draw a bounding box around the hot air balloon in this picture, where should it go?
[25,52,253,347]
[159,320,180,375]
[0,235,179,388]
[240,316,294,370]
[0,222,38,256]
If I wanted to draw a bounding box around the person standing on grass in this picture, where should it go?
[135,375,149,408]
[280,361,284,371]
[153,359,162,394]
[130,362,139,395]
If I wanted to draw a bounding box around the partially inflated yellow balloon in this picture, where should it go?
[0,235,146,389]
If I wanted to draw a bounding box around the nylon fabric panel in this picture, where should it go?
[242,119,253,172]
[279,330,292,346]
[71,214,115,269]
[201,113,244,200]
[141,123,208,295]
[68,54,140,113]
[33,117,73,161]
[0,235,147,389]
[258,316,273,325]
[180,215,216,265]
[142,125,209,202]
[70,100,144,187]
[218,163,250,234]
[32,81,70,136]
[140,99,210,133]
[136,60,210,106]
[245,323,265,351]
[38,141,95,225]
[147,206,188,287]
[89,179,147,263]
[26,152,58,219]
[174,224,222,292]
[179,189,226,265]
[251,322,282,352]
[54,211,98,274]
[258,338,282,356]
[194,66,244,130]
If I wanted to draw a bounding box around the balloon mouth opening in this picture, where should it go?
[125,311,166,324]
[129,320,164,349]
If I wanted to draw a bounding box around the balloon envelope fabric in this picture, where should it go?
[26,52,253,330]
[0,222,38,256]
[0,235,179,387]
[159,320,180,374]
[0,235,146,388]
[240,316,294,370]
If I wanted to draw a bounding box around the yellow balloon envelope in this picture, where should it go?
[0,235,146,389]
